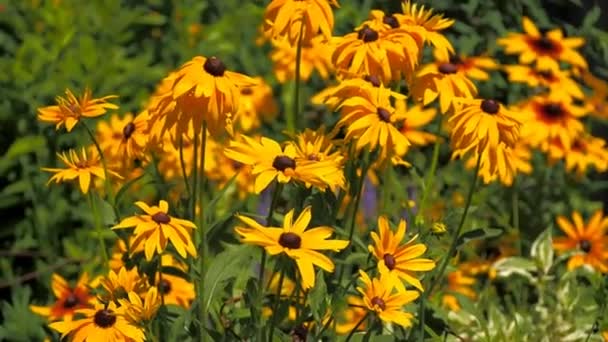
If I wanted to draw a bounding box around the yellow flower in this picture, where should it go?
[442,53,499,81]
[498,16,587,71]
[148,55,256,140]
[98,267,148,303]
[581,70,608,120]
[235,206,349,289]
[271,34,333,83]
[503,65,584,99]
[442,270,476,312]
[118,287,161,324]
[356,270,420,328]
[395,99,437,148]
[49,301,145,342]
[263,0,339,45]
[547,134,608,176]
[112,200,197,261]
[234,77,278,132]
[224,135,344,193]
[96,112,149,171]
[37,88,118,132]
[312,75,404,111]
[553,210,608,273]
[155,256,195,308]
[333,296,367,335]
[466,142,532,186]
[368,216,435,292]
[30,273,93,322]
[42,147,122,194]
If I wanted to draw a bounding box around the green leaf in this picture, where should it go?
[493,257,536,282]
[530,228,553,274]
[0,135,45,174]
[456,227,503,248]
[308,270,328,323]
[582,6,601,29]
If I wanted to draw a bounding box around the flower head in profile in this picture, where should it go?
[503,65,583,99]
[42,147,122,194]
[466,142,532,186]
[356,270,420,328]
[49,301,145,342]
[498,16,587,71]
[118,287,161,324]
[235,206,349,289]
[271,34,334,84]
[553,210,608,272]
[96,112,150,171]
[369,216,435,292]
[263,0,339,45]
[30,273,93,322]
[37,88,118,132]
[112,200,197,261]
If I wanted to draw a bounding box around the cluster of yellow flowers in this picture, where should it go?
[31,0,608,340]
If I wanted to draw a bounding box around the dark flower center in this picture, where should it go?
[579,239,592,253]
[152,212,171,224]
[203,56,226,77]
[278,232,301,249]
[358,26,379,43]
[122,122,136,140]
[377,107,392,122]
[94,309,117,328]
[533,36,557,53]
[272,155,296,171]
[541,103,564,119]
[240,87,253,95]
[438,63,458,74]
[371,296,386,310]
[383,253,396,270]
[63,293,79,308]
[480,99,500,114]
[231,160,244,170]
[364,75,381,87]
[449,54,463,65]
[537,70,554,81]
[158,279,172,294]
[383,15,399,29]
[113,286,129,300]
[291,324,308,342]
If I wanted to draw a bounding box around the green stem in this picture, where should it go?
[157,259,166,340]
[418,153,482,341]
[345,312,369,342]
[179,135,191,200]
[197,122,208,340]
[287,21,304,133]
[191,130,199,221]
[268,266,286,341]
[512,178,521,255]
[87,191,109,265]
[416,115,444,229]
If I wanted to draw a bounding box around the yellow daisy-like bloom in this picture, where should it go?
[118,287,161,324]
[466,142,532,186]
[37,88,118,132]
[42,147,122,195]
[337,92,411,166]
[553,210,608,273]
[96,112,149,171]
[503,65,584,99]
[519,94,588,150]
[271,34,333,84]
[149,55,256,140]
[411,60,477,114]
[98,267,148,303]
[112,200,197,261]
[581,71,608,120]
[235,206,349,289]
[224,135,344,193]
[312,74,404,111]
[442,270,476,312]
[154,255,195,308]
[234,77,278,132]
[369,216,435,292]
[397,0,455,61]
[547,134,608,176]
[334,296,367,335]
[332,21,422,84]
[498,16,587,71]
[395,99,437,148]
[263,0,338,45]
[442,53,499,81]
[49,301,145,342]
[205,136,256,199]
[30,273,93,322]
[356,270,420,328]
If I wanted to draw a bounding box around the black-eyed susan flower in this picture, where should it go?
[224,135,344,193]
[96,112,149,172]
[312,74,404,111]
[148,55,256,140]
[263,0,338,45]
[547,134,608,176]
[466,142,517,185]
[49,301,145,342]
[503,65,584,99]
[466,142,532,186]
[443,53,498,81]
[356,270,419,328]
[395,98,437,148]
[581,70,608,120]
[498,16,587,71]
[37,88,118,132]
[118,287,161,324]
[234,77,278,132]
[30,273,93,322]
[112,200,197,261]
[369,216,435,292]
[235,206,349,289]
[553,210,608,272]
[442,270,476,312]
[271,34,334,84]
[155,255,195,308]
[42,147,122,195]
[98,267,148,303]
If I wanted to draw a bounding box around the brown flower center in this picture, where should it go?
[240,87,253,95]
[377,107,392,122]
[541,103,565,119]
[383,15,399,28]
[449,54,463,65]
[364,75,381,87]
[537,70,555,81]
[278,232,301,249]
[291,324,308,342]
[122,122,136,140]
[383,253,396,270]
[94,309,117,328]
[152,212,171,224]
[158,279,172,294]
[438,63,458,74]
[371,296,386,310]
[533,36,557,53]
[358,26,379,43]
[579,239,592,253]
[203,56,226,77]
[272,155,296,171]
[480,99,500,114]
[63,293,79,308]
